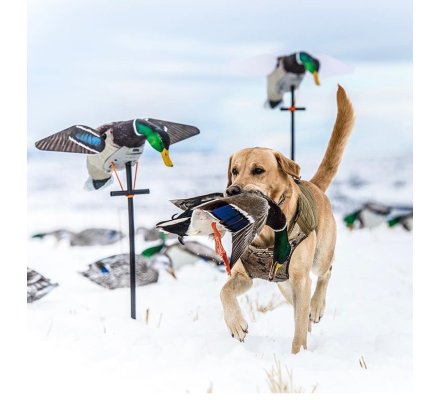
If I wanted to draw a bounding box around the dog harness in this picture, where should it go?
[240,181,317,282]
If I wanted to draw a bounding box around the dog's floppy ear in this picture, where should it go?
[227,155,233,187]
[274,151,301,179]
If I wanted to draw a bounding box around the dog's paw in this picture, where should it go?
[224,311,248,342]
[291,338,307,354]
[309,297,325,323]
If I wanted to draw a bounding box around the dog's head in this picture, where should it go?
[225,147,301,202]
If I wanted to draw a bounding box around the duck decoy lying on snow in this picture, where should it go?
[80,239,224,289]
[154,240,224,272]
[156,190,290,277]
[35,118,200,190]
[343,202,413,231]
[32,228,124,246]
[388,212,413,231]
[343,202,392,230]
[80,254,166,289]
[27,268,58,303]
[136,226,177,241]
[266,51,320,108]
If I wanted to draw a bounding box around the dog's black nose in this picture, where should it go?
[226,186,241,196]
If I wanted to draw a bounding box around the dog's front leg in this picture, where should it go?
[220,259,252,342]
[289,238,315,354]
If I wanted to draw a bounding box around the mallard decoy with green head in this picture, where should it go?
[156,191,291,275]
[35,118,200,190]
[149,240,225,276]
[31,228,124,246]
[388,212,413,231]
[80,236,225,288]
[343,202,391,230]
[136,226,178,241]
[266,51,320,108]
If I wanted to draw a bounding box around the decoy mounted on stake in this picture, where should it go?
[156,190,292,280]
[35,118,200,190]
[35,116,200,320]
[266,51,320,109]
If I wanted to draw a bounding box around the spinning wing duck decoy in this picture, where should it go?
[156,191,291,275]
[35,118,200,190]
[266,51,320,108]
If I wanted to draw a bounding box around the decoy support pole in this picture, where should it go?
[110,162,150,319]
[280,85,306,161]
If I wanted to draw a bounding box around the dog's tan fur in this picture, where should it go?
[220,85,355,353]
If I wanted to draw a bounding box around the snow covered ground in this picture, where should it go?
[27,152,412,394]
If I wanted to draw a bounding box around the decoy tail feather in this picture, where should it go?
[229,224,256,268]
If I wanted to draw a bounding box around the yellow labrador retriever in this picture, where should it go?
[220,85,355,353]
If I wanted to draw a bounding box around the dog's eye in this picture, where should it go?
[252,167,265,175]
[231,168,239,176]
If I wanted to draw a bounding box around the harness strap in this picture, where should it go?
[241,179,317,282]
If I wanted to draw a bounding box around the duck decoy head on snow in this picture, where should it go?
[35,118,200,191]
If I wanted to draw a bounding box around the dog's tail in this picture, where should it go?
[310,85,355,192]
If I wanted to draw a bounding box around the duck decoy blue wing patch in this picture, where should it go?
[209,204,251,232]
[69,126,105,153]
[147,118,200,145]
[35,125,104,154]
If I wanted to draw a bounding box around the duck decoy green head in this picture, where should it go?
[299,52,320,85]
[133,119,173,167]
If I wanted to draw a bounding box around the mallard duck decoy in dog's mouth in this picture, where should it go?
[156,191,291,276]
[35,118,200,190]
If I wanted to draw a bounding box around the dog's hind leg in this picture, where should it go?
[220,260,252,342]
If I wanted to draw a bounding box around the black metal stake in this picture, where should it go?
[110,162,150,319]
[291,86,295,160]
[280,86,306,161]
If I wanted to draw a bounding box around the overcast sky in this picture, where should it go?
[28,0,412,160]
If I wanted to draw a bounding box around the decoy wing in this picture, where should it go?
[196,195,269,268]
[229,210,269,267]
[147,118,200,145]
[170,192,224,211]
[35,125,106,154]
